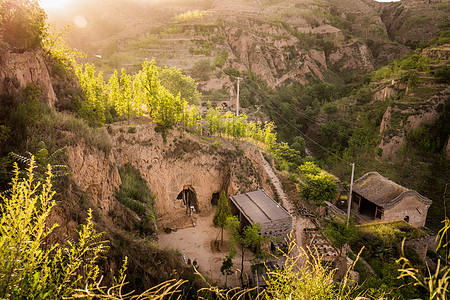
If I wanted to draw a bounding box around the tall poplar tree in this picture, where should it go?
[213,190,231,246]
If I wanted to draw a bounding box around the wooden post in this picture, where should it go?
[236,77,242,117]
[374,206,378,220]
[346,163,355,227]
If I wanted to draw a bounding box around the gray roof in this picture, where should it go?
[353,172,432,208]
[229,190,291,224]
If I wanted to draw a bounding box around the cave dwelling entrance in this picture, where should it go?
[177,186,199,214]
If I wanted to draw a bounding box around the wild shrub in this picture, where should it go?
[0,0,47,52]
[115,163,157,236]
[434,65,450,83]
[213,50,228,68]
[23,109,112,154]
[0,159,106,299]
[192,59,211,81]
[174,10,207,23]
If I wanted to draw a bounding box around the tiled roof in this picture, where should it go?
[353,172,432,208]
[230,190,291,224]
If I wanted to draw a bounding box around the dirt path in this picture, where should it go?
[259,150,314,249]
[158,211,255,288]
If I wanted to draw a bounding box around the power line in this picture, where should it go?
[240,81,449,185]
[242,82,352,140]
[241,82,345,161]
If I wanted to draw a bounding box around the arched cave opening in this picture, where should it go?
[211,192,220,206]
[176,186,199,213]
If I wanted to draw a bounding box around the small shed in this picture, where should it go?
[351,172,432,227]
[229,190,292,243]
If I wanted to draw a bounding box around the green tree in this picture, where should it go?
[213,50,228,68]
[220,254,234,287]
[205,107,222,136]
[226,216,266,286]
[159,66,202,105]
[116,68,138,120]
[151,86,182,130]
[298,162,338,206]
[75,64,109,126]
[136,60,161,115]
[107,70,121,116]
[272,142,303,171]
[213,190,231,246]
[42,25,85,68]
[291,136,306,154]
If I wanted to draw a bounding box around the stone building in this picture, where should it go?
[351,172,432,227]
[229,190,292,243]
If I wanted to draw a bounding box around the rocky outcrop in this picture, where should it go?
[378,86,450,158]
[0,50,57,106]
[67,142,122,212]
[377,0,448,45]
[373,86,396,102]
[222,17,329,87]
[328,41,374,74]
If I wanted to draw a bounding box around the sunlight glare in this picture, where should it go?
[39,0,74,12]
[74,15,88,28]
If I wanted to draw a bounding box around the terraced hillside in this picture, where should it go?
[51,0,448,90]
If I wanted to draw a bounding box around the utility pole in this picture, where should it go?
[236,77,242,117]
[346,163,355,227]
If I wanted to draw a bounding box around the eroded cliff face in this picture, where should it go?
[0,50,57,105]
[220,15,375,87]
[64,122,275,229]
[67,142,122,212]
[378,86,450,158]
[108,124,274,228]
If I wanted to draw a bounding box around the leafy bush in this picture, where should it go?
[0,0,47,52]
[191,59,211,81]
[355,86,374,104]
[325,216,358,250]
[0,159,106,299]
[271,142,303,171]
[224,67,240,78]
[208,89,229,102]
[434,65,450,83]
[213,50,228,68]
[174,9,207,23]
[115,163,157,235]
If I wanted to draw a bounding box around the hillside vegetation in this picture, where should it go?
[0,0,450,298]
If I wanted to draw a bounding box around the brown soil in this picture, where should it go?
[157,209,256,287]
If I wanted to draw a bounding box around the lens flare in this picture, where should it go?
[74,15,88,28]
